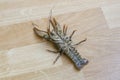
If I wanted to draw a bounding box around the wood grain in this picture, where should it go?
[0,0,120,80]
[102,3,120,29]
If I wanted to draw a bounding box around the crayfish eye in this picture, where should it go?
[65,37,68,41]
[51,32,56,36]
[65,37,70,43]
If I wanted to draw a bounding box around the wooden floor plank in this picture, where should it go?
[102,3,120,29]
[0,0,120,80]
[0,8,107,50]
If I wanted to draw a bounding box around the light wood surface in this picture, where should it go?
[0,0,120,80]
